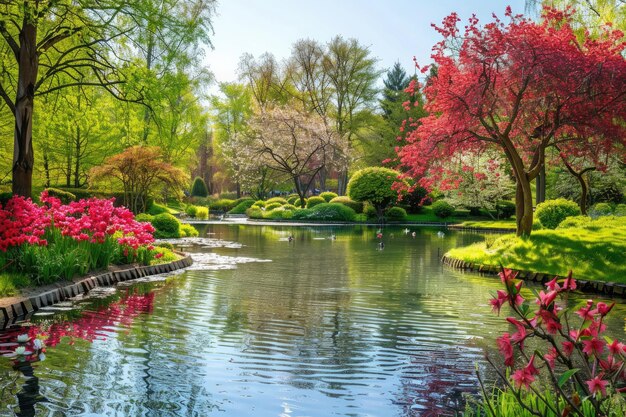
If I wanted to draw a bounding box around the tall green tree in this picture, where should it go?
[0,0,215,197]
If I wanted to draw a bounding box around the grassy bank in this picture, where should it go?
[451,219,517,229]
[446,216,626,283]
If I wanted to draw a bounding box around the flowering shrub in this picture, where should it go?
[0,192,158,284]
[483,268,626,416]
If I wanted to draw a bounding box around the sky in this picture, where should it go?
[203,0,529,92]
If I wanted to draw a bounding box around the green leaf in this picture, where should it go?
[558,368,580,388]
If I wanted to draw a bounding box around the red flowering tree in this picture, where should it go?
[397,7,626,236]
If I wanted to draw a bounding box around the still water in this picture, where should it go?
[1,224,625,417]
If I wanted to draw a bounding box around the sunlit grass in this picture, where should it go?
[455,220,516,229]
[0,271,31,297]
[446,217,626,283]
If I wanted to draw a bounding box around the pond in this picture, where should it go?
[1,224,625,417]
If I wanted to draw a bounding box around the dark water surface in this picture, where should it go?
[1,224,625,417]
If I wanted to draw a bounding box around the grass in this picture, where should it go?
[446,216,626,283]
[454,219,517,229]
[0,271,30,297]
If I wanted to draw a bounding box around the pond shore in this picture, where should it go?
[0,255,192,330]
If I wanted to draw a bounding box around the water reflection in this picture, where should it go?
[0,225,624,417]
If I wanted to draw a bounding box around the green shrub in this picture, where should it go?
[557,215,591,229]
[147,202,169,215]
[495,200,516,219]
[0,192,12,206]
[347,167,404,213]
[56,187,92,200]
[432,200,455,219]
[190,177,208,197]
[287,195,299,205]
[266,197,288,205]
[229,200,256,214]
[234,197,254,205]
[246,207,264,219]
[535,198,581,229]
[180,223,199,237]
[156,242,174,250]
[329,196,364,213]
[615,204,626,216]
[385,206,407,221]
[151,213,181,238]
[189,196,212,206]
[265,202,283,211]
[252,200,266,208]
[590,202,613,218]
[403,186,429,213]
[263,208,287,219]
[306,196,326,208]
[363,204,377,219]
[292,203,356,221]
[45,187,76,204]
[281,210,294,219]
[282,204,297,211]
[135,213,154,223]
[195,206,209,219]
[185,205,198,217]
[319,191,338,202]
[294,198,307,208]
[210,199,236,212]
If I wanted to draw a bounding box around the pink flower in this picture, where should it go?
[490,290,508,314]
[586,375,608,397]
[582,337,605,357]
[562,341,575,356]
[511,355,539,390]
[607,339,625,356]
[544,347,558,369]
[497,333,514,367]
[545,276,560,291]
[562,271,576,291]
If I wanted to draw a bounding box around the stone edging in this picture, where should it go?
[0,255,193,329]
[441,255,626,298]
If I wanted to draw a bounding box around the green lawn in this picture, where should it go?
[453,220,517,230]
[446,216,626,283]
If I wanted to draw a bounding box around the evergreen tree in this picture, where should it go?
[381,62,410,117]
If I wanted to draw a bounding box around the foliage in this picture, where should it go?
[209,199,237,212]
[265,202,283,211]
[44,188,76,204]
[306,196,326,208]
[195,206,209,220]
[150,213,181,239]
[179,224,199,237]
[147,203,169,215]
[135,213,154,223]
[251,200,266,208]
[402,185,429,214]
[90,146,187,214]
[446,216,626,283]
[229,200,256,214]
[494,201,516,220]
[397,8,626,236]
[329,196,364,213]
[266,197,289,205]
[557,215,591,229]
[319,192,338,202]
[347,167,403,217]
[246,207,264,219]
[431,200,455,219]
[291,203,356,222]
[185,205,198,218]
[591,203,614,218]
[615,204,626,216]
[191,177,209,198]
[535,199,582,229]
[363,204,378,219]
[385,206,407,221]
[478,268,626,416]
[287,195,300,205]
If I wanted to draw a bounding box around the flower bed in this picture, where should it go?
[0,191,162,289]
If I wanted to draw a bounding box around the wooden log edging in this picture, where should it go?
[441,255,626,299]
[0,255,193,330]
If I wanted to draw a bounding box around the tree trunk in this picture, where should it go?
[43,152,50,188]
[337,168,348,195]
[74,126,81,187]
[515,178,534,236]
[12,22,38,198]
[578,174,589,215]
[535,164,546,205]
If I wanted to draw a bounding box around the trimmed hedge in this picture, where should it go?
[306,196,326,208]
[292,203,356,222]
[180,223,199,237]
[287,195,299,205]
[590,202,613,218]
[266,197,288,205]
[185,205,198,218]
[252,200,266,208]
[191,177,208,198]
[557,215,590,229]
[210,199,237,212]
[535,198,581,229]
[432,200,455,219]
[265,202,283,211]
[385,206,407,221]
[229,200,256,214]
[151,213,180,238]
[147,202,169,215]
[496,200,516,219]
[195,206,209,219]
[615,204,626,216]
[319,192,338,202]
[135,213,154,223]
[329,196,364,213]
